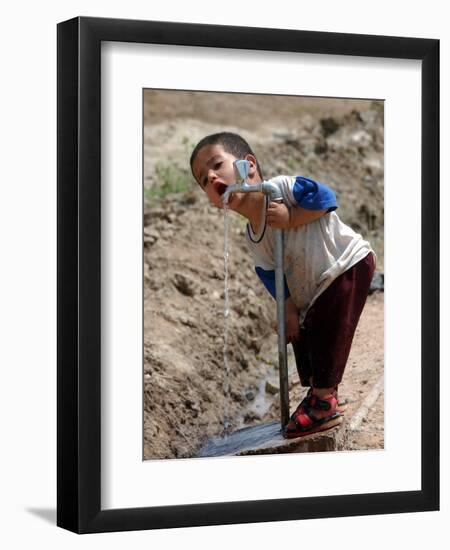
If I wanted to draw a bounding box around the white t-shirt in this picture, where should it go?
[246,175,374,321]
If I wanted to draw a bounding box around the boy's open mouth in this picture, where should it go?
[216,183,227,196]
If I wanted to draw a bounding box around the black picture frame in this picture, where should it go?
[57,16,439,534]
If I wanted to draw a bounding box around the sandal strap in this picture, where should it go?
[291,388,312,416]
[309,396,332,411]
[291,403,321,426]
[290,392,336,419]
[301,405,321,423]
[290,405,336,433]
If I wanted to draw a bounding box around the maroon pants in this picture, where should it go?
[291,253,376,389]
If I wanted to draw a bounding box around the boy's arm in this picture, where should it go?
[266,202,330,229]
[267,176,338,229]
[285,296,300,342]
[289,175,337,227]
[289,205,328,228]
[291,176,337,211]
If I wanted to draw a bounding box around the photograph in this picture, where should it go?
[142,90,385,460]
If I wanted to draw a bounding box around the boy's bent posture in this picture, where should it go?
[190,132,375,438]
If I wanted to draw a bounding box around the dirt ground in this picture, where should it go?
[143,91,384,459]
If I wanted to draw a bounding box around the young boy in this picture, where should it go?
[190,132,375,438]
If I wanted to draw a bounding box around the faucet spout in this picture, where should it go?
[224,159,282,204]
[222,181,282,205]
[222,182,261,205]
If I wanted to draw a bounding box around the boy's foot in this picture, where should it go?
[298,387,348,414]
[334,388,348,414]
[284,391,342,439]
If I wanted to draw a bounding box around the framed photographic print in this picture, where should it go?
[57,16,439,533]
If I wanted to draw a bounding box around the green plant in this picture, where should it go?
[145,161,191,199]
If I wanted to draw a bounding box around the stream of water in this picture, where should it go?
[222,203,231,436]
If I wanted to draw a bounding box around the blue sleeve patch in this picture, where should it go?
[293,176,338,211]
[255,267,290,300]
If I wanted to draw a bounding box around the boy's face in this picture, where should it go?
[192,144,258,209]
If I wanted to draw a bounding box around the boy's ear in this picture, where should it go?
[245,153,258,179]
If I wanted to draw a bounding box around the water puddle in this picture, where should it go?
[237,352,297,429]
[198,420,282,458]
[242,370,281,423]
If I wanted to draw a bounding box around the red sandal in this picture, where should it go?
[284,391,342,439]
[296,387,348,414]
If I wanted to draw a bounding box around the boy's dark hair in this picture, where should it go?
[190,132,263,181]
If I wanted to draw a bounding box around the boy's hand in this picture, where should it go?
[285,297,300,342]
[267,202,291,229]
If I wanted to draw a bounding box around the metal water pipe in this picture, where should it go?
[223,160,290,428]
